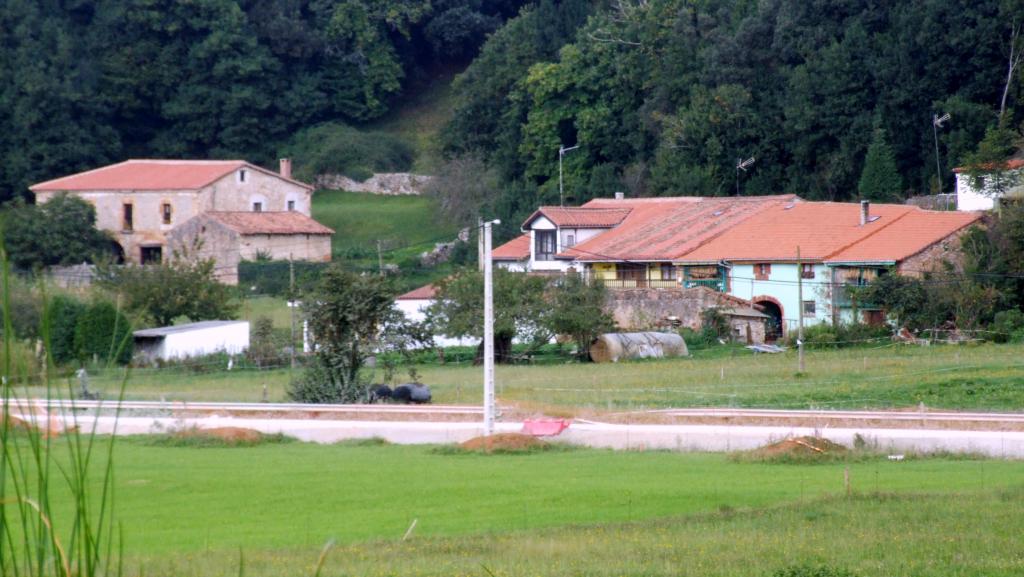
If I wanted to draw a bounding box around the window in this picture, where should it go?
[287,200,295,212]
[535,230,556,260]
[238,169,247,183]
[140,246,162,265]
[122,203,133,231]
[754,263,771,280]
[660,263,677,281]
[801,263,814,279]
[565,233,575,247]
[802,300,816,316]
[161,203,172,225]
[252,202,263,213]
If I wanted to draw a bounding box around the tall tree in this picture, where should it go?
[858,128,904,202]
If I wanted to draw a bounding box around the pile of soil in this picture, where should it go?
[174,427,264,444]
[752,436,848,458]
[459,433,547,453]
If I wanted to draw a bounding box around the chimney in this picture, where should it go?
[860,200,869,226]
[614,191,625,200]
[279,158,292,179]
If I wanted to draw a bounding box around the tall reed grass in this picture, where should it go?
[0,244,129,577]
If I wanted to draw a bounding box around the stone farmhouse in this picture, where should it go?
[30,159,333,284]
[492,195,982,341]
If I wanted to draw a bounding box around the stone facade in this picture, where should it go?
[896,226,976,277]
[605,286,755,330]
[314,172,432,195]
[34,163,313,265]
[167,213,332,284]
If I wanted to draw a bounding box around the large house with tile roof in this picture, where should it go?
[493,195,982,339]
[30,159,333,283]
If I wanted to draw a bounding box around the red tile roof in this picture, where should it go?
[396,284,437,300]
[561,196,798,261]
[492,234,531,261]
[523,207,632,228]
[952,158,1024,173]
[679,202,981,263]
[29,159,313,191]
[204,212,334,235]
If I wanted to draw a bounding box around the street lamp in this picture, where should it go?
[932,112,951,193]
[559,144,580,206]
[735,156,755,196]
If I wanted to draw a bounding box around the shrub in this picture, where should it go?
[991,309,1024,343]
[788,322,890,348]
[47,294,86,364]
[237,260,329,297]
[73,300,133,365]
[284,122,415,182]
[248,317,284,368]
[773,565,857,577]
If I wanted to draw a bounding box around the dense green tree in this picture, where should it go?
[2,195,116,270]
[858,128,904,202]
[72,300,134,365]
[544,272,615,361]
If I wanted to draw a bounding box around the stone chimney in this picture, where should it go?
[614,191,625,200]
[279,158,292,180]
[860,199,869,226]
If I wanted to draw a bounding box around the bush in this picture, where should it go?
[787,322,891,348]
[991,309,1024,343]
[73,300,133,365]
[772,565,857,577]
[248,317,285,369]
[47,294,86,364]
[284,122,415,182]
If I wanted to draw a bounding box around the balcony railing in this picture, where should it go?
[683,278,726,291]
[599,279,681,289]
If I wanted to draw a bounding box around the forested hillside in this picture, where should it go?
[0,0,530,197]
[1,0,1021,228]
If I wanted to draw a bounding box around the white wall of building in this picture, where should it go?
[395,299,477,347]
[137,321,250,361]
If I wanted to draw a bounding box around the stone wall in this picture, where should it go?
[314,173,432,195]
[605,287,753,330]
[897,226,976,277]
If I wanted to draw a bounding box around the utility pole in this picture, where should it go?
[797,245,805,373]
[932,112,950,193]
[477,217,484,272]
[376,240,384,276]
[483,219,500,436]
[289,254,296,370]
[559,144,580,207]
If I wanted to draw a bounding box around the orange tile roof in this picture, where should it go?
[492,234,531,261]
[679,202,981,263]
[827,210,982,263]
[952,158,1024,173]
[523,207,632,228]
[396,284,437,300]
[204,212,334,235]
[560,196,798,261]
[29,159,313,191]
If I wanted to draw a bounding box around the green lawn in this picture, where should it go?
[40,440,1024,576]
[68,341,1024,410]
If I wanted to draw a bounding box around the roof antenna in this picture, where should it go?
[735,157,755,196]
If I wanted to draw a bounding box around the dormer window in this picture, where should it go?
[535,231,556,261]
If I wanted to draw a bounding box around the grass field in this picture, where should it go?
[36,440,1024,576]
[75,342,1024,411]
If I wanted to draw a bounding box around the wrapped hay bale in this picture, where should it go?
[589,332,689,363]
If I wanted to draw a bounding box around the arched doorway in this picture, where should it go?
[754,298,783,342]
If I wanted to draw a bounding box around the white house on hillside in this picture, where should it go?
[954,158,1024,211]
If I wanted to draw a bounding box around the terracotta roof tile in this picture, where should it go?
[396,284,437,300]
[204,212,334,235]
[679,202,981,263]
[29,159,313,191]
[492,234,531,260]
[523,207,631,228]
[561,196,798,261]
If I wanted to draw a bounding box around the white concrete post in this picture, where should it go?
[483,219,499,436]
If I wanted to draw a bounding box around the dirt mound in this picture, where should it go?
[753,436,848,458]
[175,427,264,444]
[460,433,547,453]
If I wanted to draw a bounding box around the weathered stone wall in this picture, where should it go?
[897,226,975,277]
[314,173,432,195]
[605,287,752,330]
[727,316,767,344]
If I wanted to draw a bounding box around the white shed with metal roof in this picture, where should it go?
[133,320,250,361]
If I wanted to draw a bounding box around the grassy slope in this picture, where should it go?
[51,441,1022,573]
[79,342,1024,409]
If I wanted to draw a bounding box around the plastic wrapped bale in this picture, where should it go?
[589,332,689,363]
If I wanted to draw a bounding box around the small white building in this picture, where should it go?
[395,285,477,348]
[954,159,1024,211]
[133,320,250,361]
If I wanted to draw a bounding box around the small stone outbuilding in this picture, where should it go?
[168,212,334,284]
